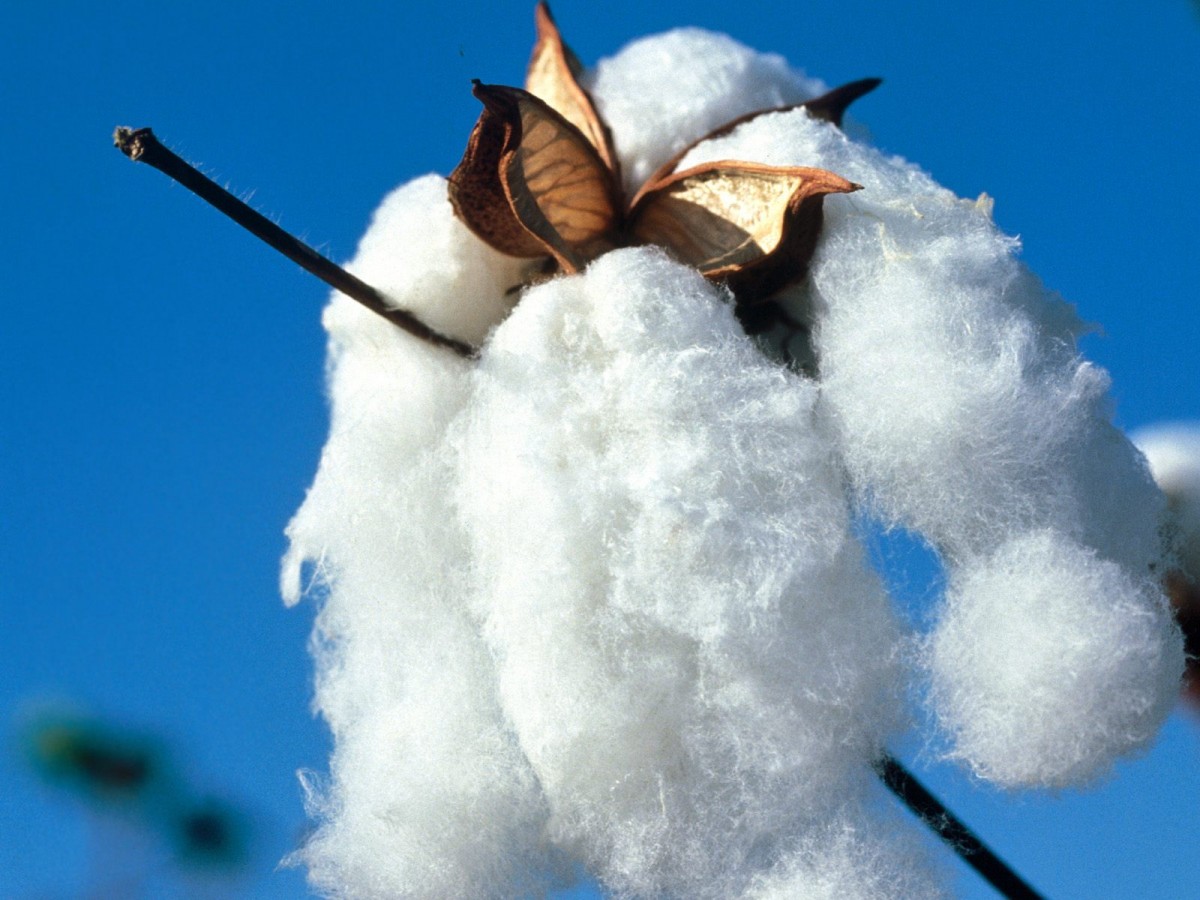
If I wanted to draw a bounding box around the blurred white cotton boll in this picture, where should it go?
[585,29,825,196]
[1134,423,1200,579]
[925,530,1183,789]
[457,247,906,898]
[1135,424,1200,506]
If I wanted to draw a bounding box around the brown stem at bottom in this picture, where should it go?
[113,127,477,359]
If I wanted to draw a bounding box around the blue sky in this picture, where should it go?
[2,1,1198,896]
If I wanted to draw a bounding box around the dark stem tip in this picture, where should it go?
[113,126,154,161]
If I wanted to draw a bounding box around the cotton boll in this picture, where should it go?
[286,383,555,895]
[813,204,1164,571]
[292,617,557,899]
[925,531,1183,788]
[458,247,906,897]
[586,29,825,197]
[339,174,528,346]
[1134,423,1200,579]
[285,20,1184,897]
[1132,424,1200,703]
[1135,423,1200,513]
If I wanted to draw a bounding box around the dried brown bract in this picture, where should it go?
[448,3,877,317]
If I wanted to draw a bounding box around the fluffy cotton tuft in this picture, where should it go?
[283,22,1183,899]
[457,248,909,897]
[585,29,826,196]
[280,186,557,897]
[925,531,1182,788]
[745,802,947,900]
[676,105,1166,572]
[673,100,1182,774]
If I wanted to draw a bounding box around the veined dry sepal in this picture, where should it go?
[450,83,621,273]
[525,2,620,178]
[448,3,870,319]
[629,163,860,304]
[447,85,552,260]
[644,78,882,190]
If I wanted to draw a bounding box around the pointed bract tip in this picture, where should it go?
[804,77,884,127]
[799,168,863,197]
[471,82,520,114]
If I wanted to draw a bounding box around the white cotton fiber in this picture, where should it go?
[745,800,946,900]
[676,106,1166,571]
[926,530,1182,788]
[457,248,906,898]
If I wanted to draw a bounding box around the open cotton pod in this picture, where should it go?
[279,5,1182,896]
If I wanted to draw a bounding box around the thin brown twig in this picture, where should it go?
[875,755,1044,899]
[113,127,477,359]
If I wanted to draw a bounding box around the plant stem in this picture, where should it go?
[875,755,1044,899]
[113,127,476,359]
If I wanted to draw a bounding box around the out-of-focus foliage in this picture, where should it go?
[20,708,251,873]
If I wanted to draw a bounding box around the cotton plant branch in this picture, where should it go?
[875,755,1045,900]
[113,127,476,359]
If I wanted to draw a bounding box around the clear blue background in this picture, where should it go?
[2,1,1198,896]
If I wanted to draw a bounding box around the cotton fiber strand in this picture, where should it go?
[283,22,1183,899]
[745,802,946,900]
